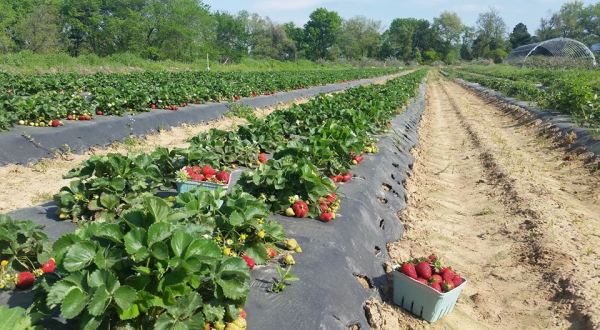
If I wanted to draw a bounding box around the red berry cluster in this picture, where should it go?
[399,254,464,293]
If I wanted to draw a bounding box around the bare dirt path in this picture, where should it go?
[366,76,600,329]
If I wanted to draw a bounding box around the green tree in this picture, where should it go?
[432,11,463,63]
[142,0,215,61]
[380,18,441,63]
[283,22,306,59]
[433,11,463,46]
[0,2,17,52]
[242,13,295,60]
[472,8,507,59]
[60,0,102,56]
[338,16,381,59]
[214,11,249,62]
[509,23,532,48]
[14,2,62,53]
[303,8,342,60]
[537,1,600,46]
[460,27,476,60]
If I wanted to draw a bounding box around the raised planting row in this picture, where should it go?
[0,68,398,131]
[448,66,600,127]
[0,70,427,329]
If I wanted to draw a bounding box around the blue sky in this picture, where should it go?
[203,0,596,34]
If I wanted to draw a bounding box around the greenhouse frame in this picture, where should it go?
[506,37,597,66]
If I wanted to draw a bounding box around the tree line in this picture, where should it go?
[0,0,598,64]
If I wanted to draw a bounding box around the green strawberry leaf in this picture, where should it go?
[63,241,97,272]
[87,287,111,316]
[216,257,250,300]
[113,285,138,311]
[61,288,88,319]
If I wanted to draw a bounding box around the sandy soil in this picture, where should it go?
[0,73,402,213]
[366,77,600,329]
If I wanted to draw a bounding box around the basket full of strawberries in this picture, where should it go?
[176,165,231,193]
[393,254,466,323]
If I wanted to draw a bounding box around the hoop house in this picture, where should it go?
[506,37,597,66]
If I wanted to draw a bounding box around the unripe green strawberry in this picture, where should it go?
[285,208,295,217]
[283,254,295,265]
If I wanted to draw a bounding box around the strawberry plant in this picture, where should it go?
[174,187,287,264]
[185,129,260,168]
[0,215,50,272]
[55,148,177,222]
[31,196,251,329]
[269,266,299,293]
[238,157,335,217]
[0,216,55,291]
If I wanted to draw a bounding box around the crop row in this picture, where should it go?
[449,66,599,127]
[0,70,427,329]
[0,68,398,130]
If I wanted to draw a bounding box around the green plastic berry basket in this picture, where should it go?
[392,269,467,323]
[176,180,228,193]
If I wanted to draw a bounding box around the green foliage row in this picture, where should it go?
[0,70,426,328]
[450,66,600,127]
[0,67,398,130]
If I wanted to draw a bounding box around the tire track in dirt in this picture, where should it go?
[365,76,600,329]
[441,80,600,328]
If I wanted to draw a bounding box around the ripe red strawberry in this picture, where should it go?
[292,200,308,218]
[67,114,74,120]
[452,274,464,287]
[96,108,103,115]
[416,277,428,285]
[215,171,230,184]
[441,281,455,292]
[430,274,443,284]
[242,255,255,270]
[353,155,364,164]
[329,175,341,183]
[320,212,334,222]
[267,247,278,259]
[16,272,35,289]
[400,263,417,279]
[41,258,56,273]
[181,102,187,107]
[325,193,337,204]
[430,282,442,292]
[415,261,432,279]
[202,165,216,178]
[258,153,267,164]
[78,115,87,121]
[341,173,352,182]
[239,309,247,319]
[319,203,329,213]
[190,173,205,182]
[428,254,438,263]
[441,267,455,283]
[50,120,61,127]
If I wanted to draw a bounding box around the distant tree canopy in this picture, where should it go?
[509,23,532,49]
[537,1,600,46]
[0,0,597,64]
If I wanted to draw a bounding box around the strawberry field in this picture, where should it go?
[0,68,398,131]
[447,66,600,127]
[0,70,427,329]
